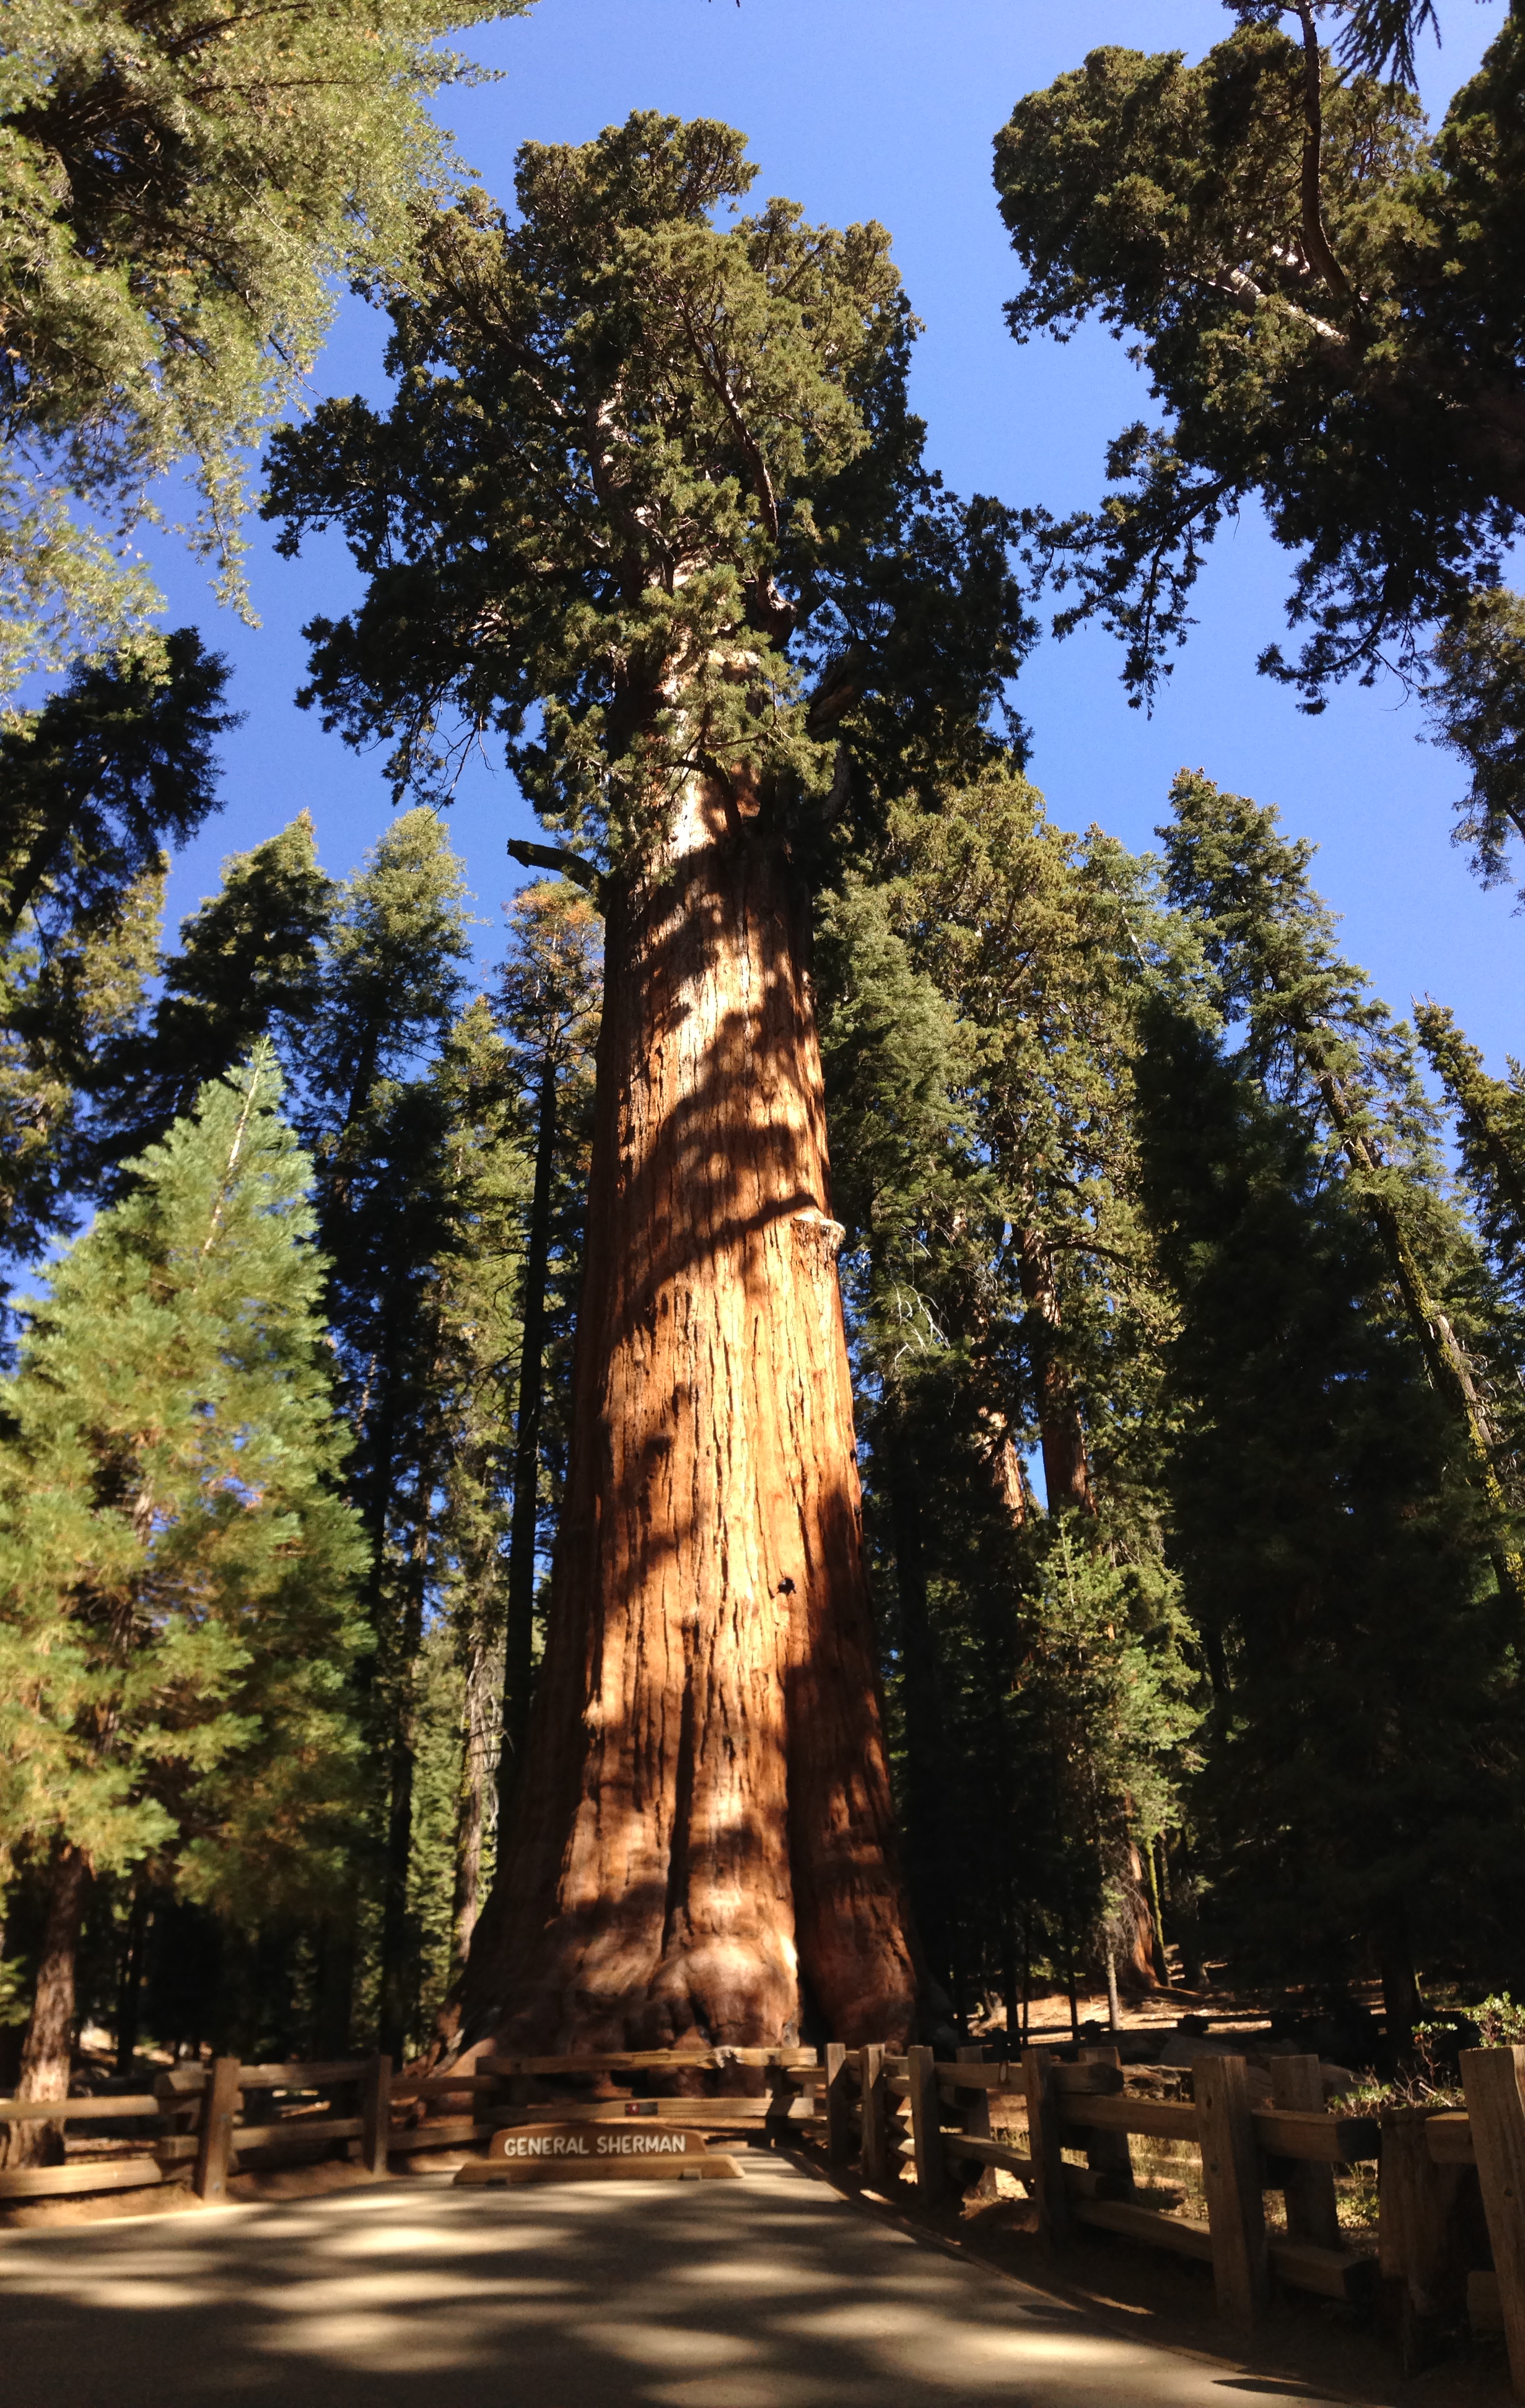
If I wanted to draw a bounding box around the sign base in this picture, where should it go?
[453,2122,743,2186]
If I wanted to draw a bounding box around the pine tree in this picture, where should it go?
[305,806,474,1167]
[1417,1001,1525,1301]
[818,764,1196,2029]
[385,999,532,2051]
[0,1045,365,2158]
[1161,770,1523,1600]
[993,7,1525,875]
[269,113,1028,2051]
[0,862,162,1326]
[1,0,528,691]
[0,630,234,943]
[1136,996,1518,2035]
[298,812,478,2055]
[102,813,334,1166]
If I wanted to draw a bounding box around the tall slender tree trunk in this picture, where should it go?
[1016,1226,1093,1512]
[461,783,915,2050]
[378,1483,430,2061]
[1377,1907,1422,2054]
[499,1046,558,1809]
[114,1880,151,2077]
[313,1916,357,2059]
[452,1633,496,1971]
[884,1411,955,2001]
[4,1841,89,2170]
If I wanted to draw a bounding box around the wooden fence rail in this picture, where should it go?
[0,2054,395,2208]
[7,2031,1525,2394]
[827,2044,1382,2329]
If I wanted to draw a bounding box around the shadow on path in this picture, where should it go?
[1,2153,1360,2407]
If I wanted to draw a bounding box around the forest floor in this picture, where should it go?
[0,2148,1455,2408]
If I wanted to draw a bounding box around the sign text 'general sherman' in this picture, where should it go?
[454,2121,742,2186]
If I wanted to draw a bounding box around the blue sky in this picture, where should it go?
[144,0,1519,1064]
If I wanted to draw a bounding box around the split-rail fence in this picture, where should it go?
[7,2035,1525,2394]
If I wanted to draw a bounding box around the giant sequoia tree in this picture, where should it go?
[994,2,1525,878]
[266,113,1026,2050]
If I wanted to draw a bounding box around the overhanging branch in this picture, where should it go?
[507,837,604,907]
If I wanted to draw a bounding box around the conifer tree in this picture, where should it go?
[1417,1002,1525,1302]
[1161,771,1523,1599]
[102,814,335,1167]
[268,112,1028,2051]
[818,765,1195,2026]
[403,995,541,2026]
[0,1045,365,2157]
[993,6,1525,875]
[305,808,474,1167]
[493,880,601,1808]
[1136,996,1516,2033]
[1,0,529,691]
[0,630,234,943]
[0,863,162,1324]
[297,812,473,2057]
[378,1001,533,2052]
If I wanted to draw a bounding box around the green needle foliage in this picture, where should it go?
[994,4,1525,879]
[1418,999,1525,1305]
[0,628,235,944]
[1137,995,1518,2020]
[0,858,161,1319]
[0,1043,367,1919]
[305,806,473,1169]
[263,110,1029,858]
[1160,769,1523,1594]
[819,763,1198,2022]
[103,811,335,1166]
[0,0,528,687]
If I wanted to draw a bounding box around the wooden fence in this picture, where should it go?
[0,2043,825,2214]
[0,2055,395,2207]
[12,2034,1525,2395]
[798,2039,1525,2395]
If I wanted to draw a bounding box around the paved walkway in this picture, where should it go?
[1,2154,1356,2406]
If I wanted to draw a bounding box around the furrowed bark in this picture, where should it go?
[4,1841,89,2170]
[461,779,915,2050]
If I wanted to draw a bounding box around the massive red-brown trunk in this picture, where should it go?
[460,781,915,2050]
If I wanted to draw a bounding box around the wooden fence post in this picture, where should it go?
[824,2044,854,2167]
[1194,2053,1268,2324]
[194,2057,241,2204]
[860,2044,891,2190]
[1379,2105,1468,2371]
[1461,2046,1525,2396]
[956,2044,997,2201]
[908,2044,944,2205]
[361,2054,392,2178]
[1269,2055,1339,2250]
[1078,2045,1135,2197]
[1023,2047,1072,2248]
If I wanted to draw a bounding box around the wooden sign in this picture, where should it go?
[455,2121,741,2186]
